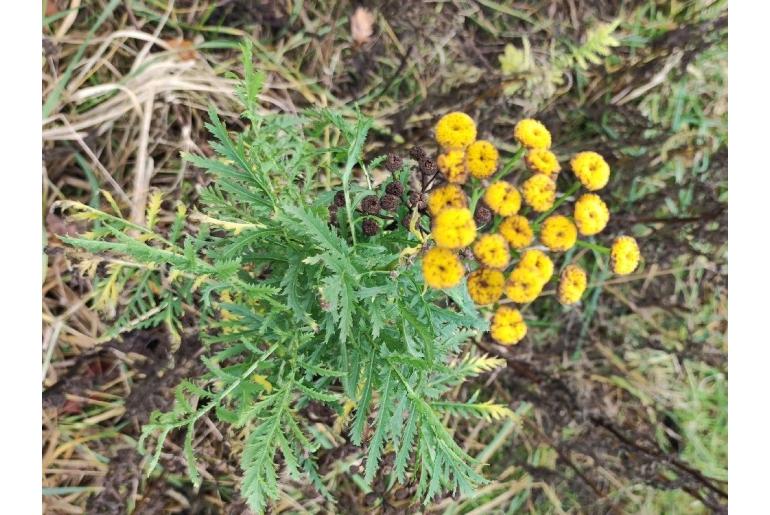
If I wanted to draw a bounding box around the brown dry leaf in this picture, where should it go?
[350,7,375,45]
[165,38,198,61]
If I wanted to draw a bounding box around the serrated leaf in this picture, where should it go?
[364,371,392,483]
[431,399,515,422]
[351,348,376,445]
[146,190,163,230]
[394,406,418,483]
[184,422,202,488]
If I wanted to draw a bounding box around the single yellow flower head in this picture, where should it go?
[522,174,556,212]
[472,233,510,269]
[505,266,544,304]
[525,148,561,178]
[540,215,577,252]
[499,215,534,249]
[571,151,610,191]
[574,193,610,236]
[427,183,467,216]
[611,236,641,275]
[514,119,551,149]
[437,149,469,184]
[432,207,477,249]
[435,112,477,150]
[466,140,499,179]
[484,181,521,216]
[558,264,587,305]
[422,247,464,289]
[490,306,527,346]
[518,249,554,286]
[467,268,505,306]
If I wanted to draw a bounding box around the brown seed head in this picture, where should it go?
[474,204,492,225]
[380,193,400,211]
[419,158,438,177]
[409,146,427,162]
[362,218,380,236]
[385,181,404,197]
[384,153,403,173]
[360,195,381,214]
[408,191,427,211]
[333,190,346,207]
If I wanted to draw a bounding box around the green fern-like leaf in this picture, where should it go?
[571,20,621,70]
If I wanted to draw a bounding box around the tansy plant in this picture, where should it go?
[57,45,640,513]
[56,45,515,513]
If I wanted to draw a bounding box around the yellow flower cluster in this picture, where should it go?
[611,236,641,275]
[466,140,500,179]
[571,151,610,191]
[432,207,477,249]
[525,149,560,178]
[574,193,610,236]
[437,150,468,184]
[467,268,505,305]
[514,119,551,149]
[473,234,510,269]
[506,266,543,304]
[427,183,467,216]
[422,247,464,289]
[484,181,521,216]
[499,215,533,249]
[504,249,554,305]
[420,113,641,347]
[558,264,587,305]
[490,306,527,345]
[519,249,554,285]
[522,174,556,212]
[540,215,577,252]
[433,114,499,183]
[435,112,477,150]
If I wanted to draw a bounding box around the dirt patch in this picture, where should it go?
[473,336,728,513]
[42,326,211,514]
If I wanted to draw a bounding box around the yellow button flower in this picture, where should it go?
[472,233,510,269]
[437,149,469,184]
[466,140,499,179]
[484,181,521,216]
[435,112,477,150]
[558,264,587,305]
[422,247,464,289]
[467,268,505,305]
[522,174,556,212]
[490,306,527,346]
[432,207,477,249]
[540,215,577,252]
[518,249,554,286]
[610,236,641,275]
[525,149,561,178]
[505,266,543,303]
[574,193,610,236]
[427,183,467,216]
[514,119,551,149]
[571,151,610,191]
[499,215,534,249]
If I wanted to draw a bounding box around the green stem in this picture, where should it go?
[534,181,581,226]
[469,181,484,214]
[575,240,610,254]
[491,146,526,183]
